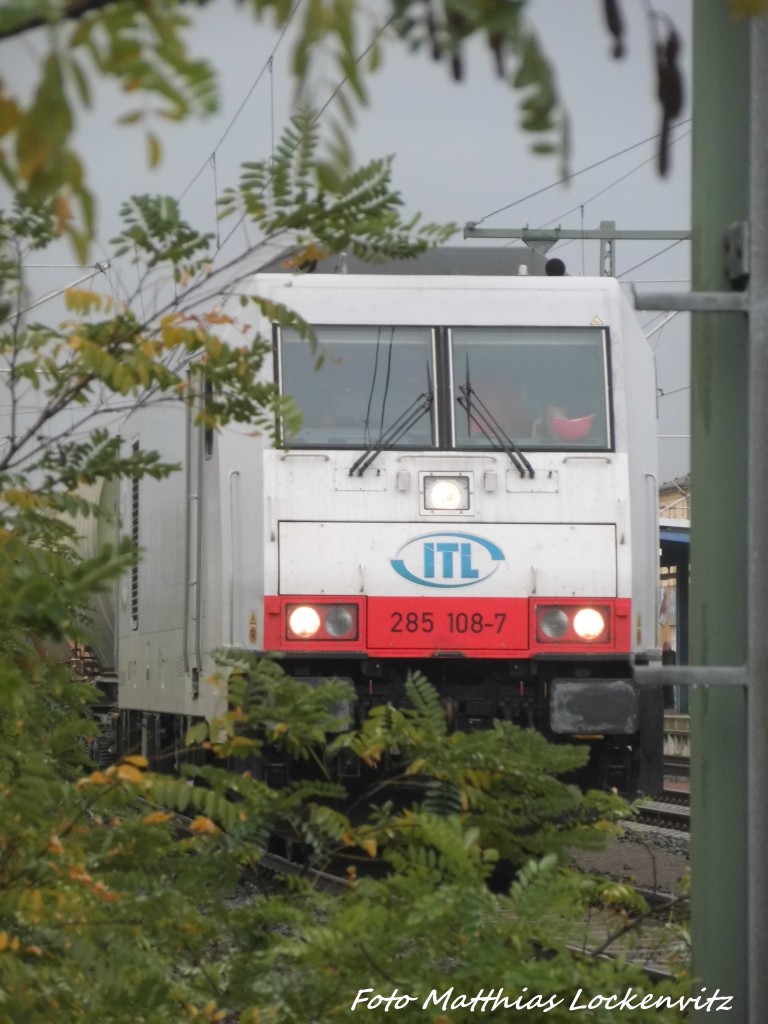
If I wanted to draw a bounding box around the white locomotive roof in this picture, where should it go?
[241,268,632,333]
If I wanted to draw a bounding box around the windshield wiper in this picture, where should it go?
[349,391,434,476]
[457,369,534,479]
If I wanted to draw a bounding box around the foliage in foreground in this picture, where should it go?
[0,40,693,1017]
[0,648,692,1024]
[0,109,451,497]
[1,0,569,256]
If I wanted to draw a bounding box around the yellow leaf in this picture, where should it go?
[142,811,173,826]
[0,932,8,951]
[54,192,72,231]
[76,770,108,787]
[115,764,144,784]
[0,95,20,137]
[189,815,219,835]
[361,837,377,858]
[121,754,148,769]
[1,488,39,510]
[92,881,119,903]
[147,131,162,168]
[69,866,93,884]
[17,137,50,180]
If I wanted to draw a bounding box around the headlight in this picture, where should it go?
[423,474,471,511]
[535,603,610,644]
[539,608,569,639]
[325,606,355,637]
[573,607,605,640]
[288,605,321,638]
[285,602,359,641]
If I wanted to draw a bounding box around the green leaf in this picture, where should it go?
[186,721,210,745]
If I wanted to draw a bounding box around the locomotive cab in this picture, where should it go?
[110,249,663,797]
[247,259,662,795]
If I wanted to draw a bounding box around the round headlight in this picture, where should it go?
[288,605,321,638]
[573,607,606,640]
[429,479,463,509]
[539,608,569,639]
[325,606,355,637]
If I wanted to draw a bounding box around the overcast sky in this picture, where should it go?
[6,0,692,482]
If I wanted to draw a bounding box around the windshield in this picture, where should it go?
[452,326,611,449]
[279,325,434,447]
[278,323,611,451]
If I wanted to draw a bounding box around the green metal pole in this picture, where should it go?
[690,6,748,1020]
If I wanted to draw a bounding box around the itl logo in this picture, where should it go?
[391,532,505,589]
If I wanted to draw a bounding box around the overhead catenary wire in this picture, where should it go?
[0,265,110,327]
[535,127,691,232]
[470,118,692,227]
[494,126,691,285]
[618,238,687,278]
[216,13,397,256]
[176,0,305,204]
[313,16,395,121]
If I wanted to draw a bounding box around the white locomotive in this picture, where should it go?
[89,249,663,794]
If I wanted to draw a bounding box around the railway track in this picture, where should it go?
[257,850,352,894]
[146,797,689,983]
[257,846,688,983]
[664,755,690,778]
[636,797,690,831]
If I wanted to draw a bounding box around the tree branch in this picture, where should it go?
[0,0,126,42]
[1,0,216,42]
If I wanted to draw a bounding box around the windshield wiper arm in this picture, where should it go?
[349,392,434,476]
[457,380,534,478]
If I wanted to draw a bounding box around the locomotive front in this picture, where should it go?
[240,270,662,794]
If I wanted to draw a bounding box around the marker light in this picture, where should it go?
[325,606,355,637]
[573,607,606,640]
[535,603,611,644]
[539,608,570,639]
[285,602,359,641]
[423,474,471,511]
[288,605,321,638]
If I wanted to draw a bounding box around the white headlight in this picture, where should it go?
[424,474,470,511]
[288,605,321,638]
[573,608,605,640]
